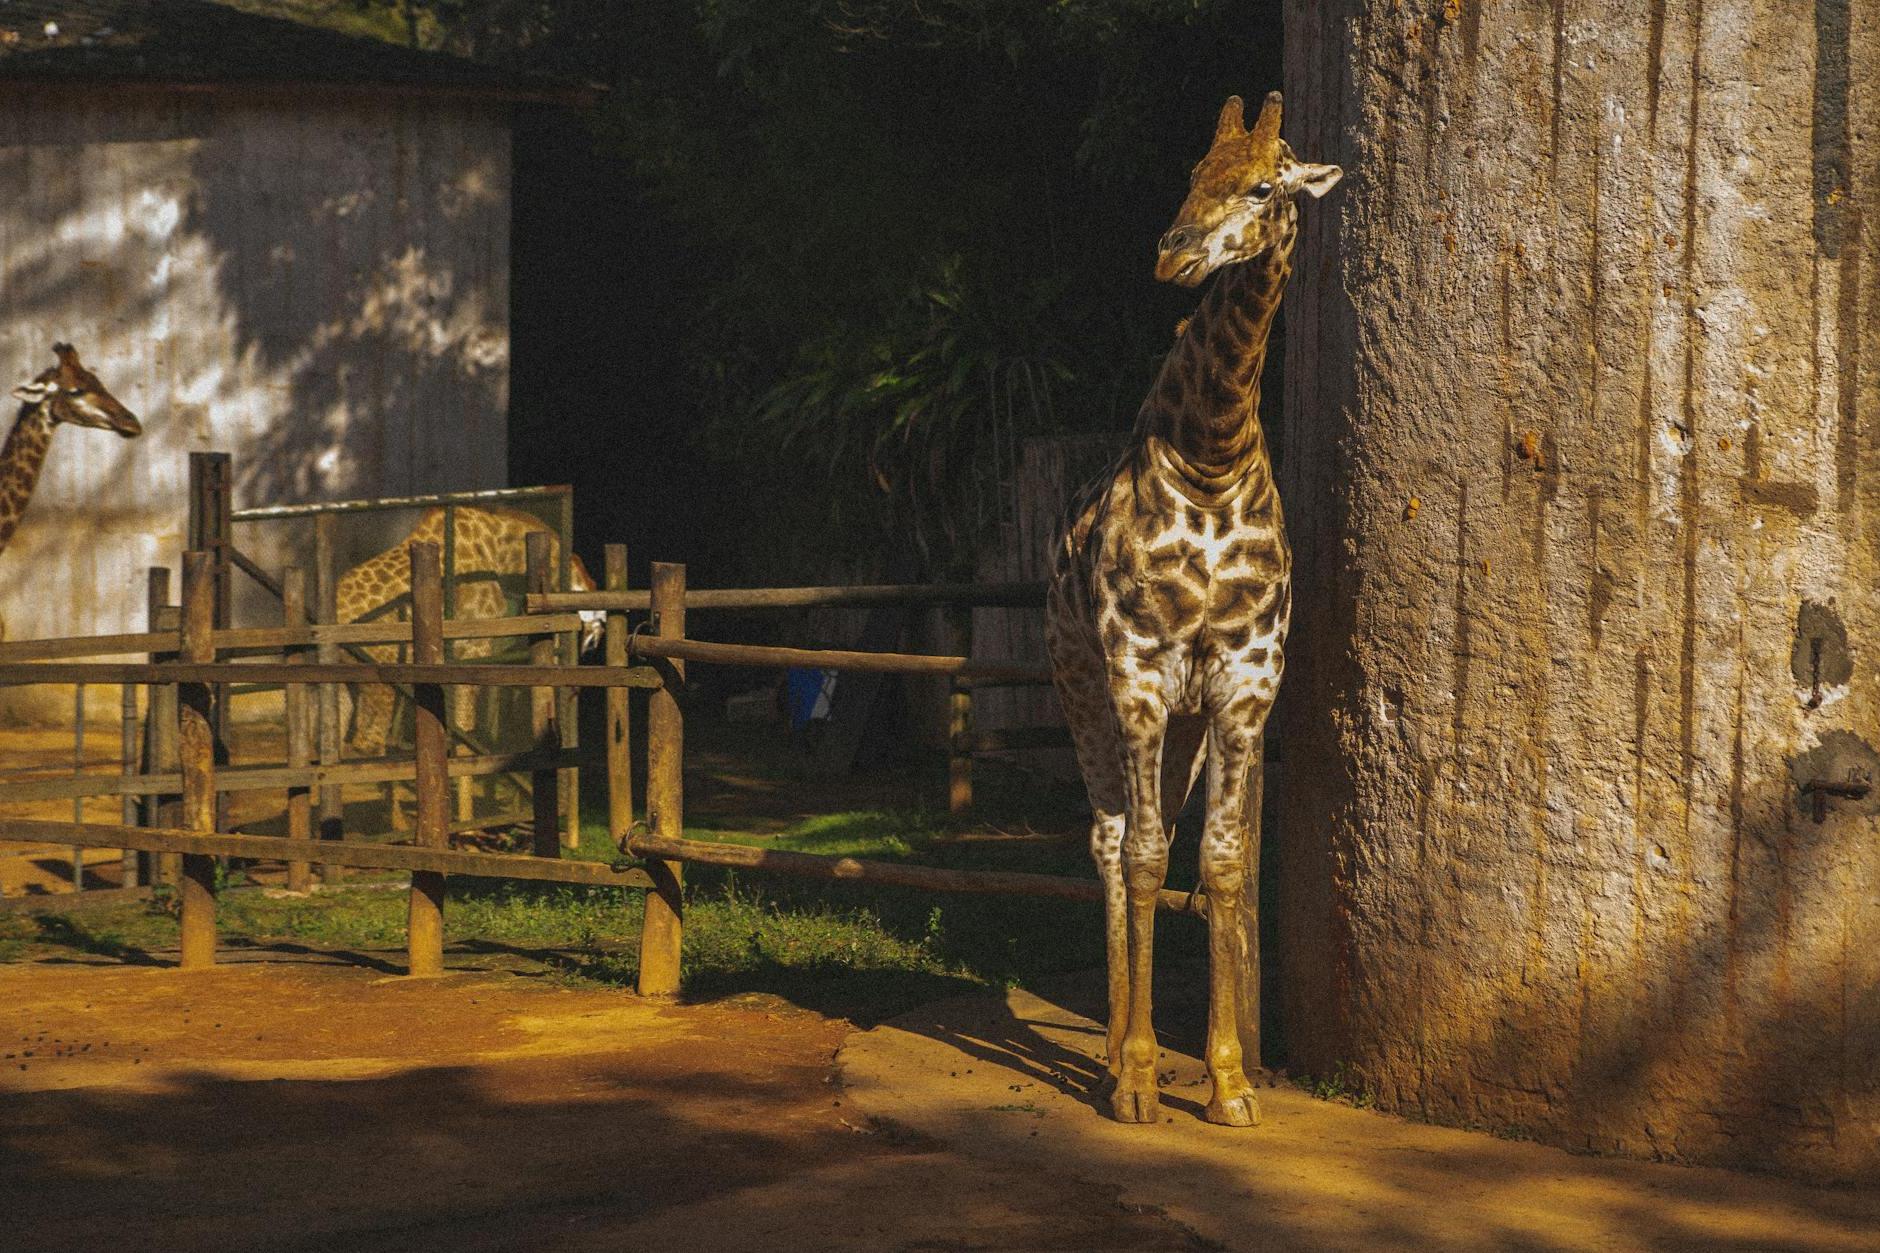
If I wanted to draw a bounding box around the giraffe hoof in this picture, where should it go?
[1204,1090,1261,1127]
[1110,1079,1161,1123]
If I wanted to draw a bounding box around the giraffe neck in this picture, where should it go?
[1138,209,1296,504]
[0,405,55,555]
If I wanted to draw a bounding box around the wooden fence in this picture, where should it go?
[0,550,1210,993]
[527,578,1067,814]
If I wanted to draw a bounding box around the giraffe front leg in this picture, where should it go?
[1088,810,1129,1078]
[1199,714,1265,1127]
[1112,697,1170,1124]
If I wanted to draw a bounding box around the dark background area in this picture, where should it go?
[498,1,1283,591]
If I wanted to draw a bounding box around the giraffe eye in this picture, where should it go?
[1249,181,1275,200]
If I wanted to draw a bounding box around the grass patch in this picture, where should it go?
[3,720,1214,1026]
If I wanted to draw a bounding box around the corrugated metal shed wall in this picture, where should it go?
[0,89,510,718]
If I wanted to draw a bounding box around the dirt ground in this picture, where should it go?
[0,952,1211,1252]
[6,951,1877,1253]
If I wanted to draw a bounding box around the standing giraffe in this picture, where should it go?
[1045,92,1341,1126]
[2,344,142,558]
[339,505,602,758]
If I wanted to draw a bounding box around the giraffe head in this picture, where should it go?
[12,343,142,437]
[1154,92,1342,288]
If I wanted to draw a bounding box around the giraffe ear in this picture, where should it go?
[1286,161,1344,199]
[1213,96,1246,144]
[12,380,55,403]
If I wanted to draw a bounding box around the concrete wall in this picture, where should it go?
[1280,0,1879,1180]
[0,88,509,719]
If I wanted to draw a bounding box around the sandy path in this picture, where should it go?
[837,978,1880,1252]
[0,954,1207,1251]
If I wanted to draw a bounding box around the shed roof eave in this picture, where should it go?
[0,75,600,109]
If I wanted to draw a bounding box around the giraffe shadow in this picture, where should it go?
[891,965,1214,1120]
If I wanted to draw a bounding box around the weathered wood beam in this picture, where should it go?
[0,819,655,890]
[622,832,1208,918]
[528,581,1046,614]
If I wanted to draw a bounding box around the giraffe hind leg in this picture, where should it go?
[1048,620,1134,1082]
[1197,709,1267,1127]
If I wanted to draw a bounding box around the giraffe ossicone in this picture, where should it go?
[1045,90,1341,1127]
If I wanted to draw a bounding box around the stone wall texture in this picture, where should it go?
[1278,0,1880,1179]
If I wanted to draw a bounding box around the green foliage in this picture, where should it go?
[610,0,1269,575]
[236,1,1278,576]
[1301,1061,1375,1109]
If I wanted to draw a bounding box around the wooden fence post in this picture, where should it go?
[407,541,448,978]
[525,532,560,859]
[282,568,313,893]
[178,552,218,969]
[187,453,233,834]
[556,575,580,853]
[555,495,579,852]
[604,545,632,845]
[313,513,345,881]
[119,667,139,888]
[948,681,973,816]
[637,561,686,997]
[145,573,182,888]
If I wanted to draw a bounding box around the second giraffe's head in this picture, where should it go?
[1154,92,1342,288]
[12,343,142,438]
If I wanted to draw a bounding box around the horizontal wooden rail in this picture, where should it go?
[0,631,174,662]
[529,580,1046,615]
[231,483,572,522]
[954,671,1057,690]
[0,614,587,664]
[0,662,660,689]
[0,818,654,889]
[1,749,578,803]
[622,832,1207,917]
[953,726,1073,753]
[627,636,1051,684]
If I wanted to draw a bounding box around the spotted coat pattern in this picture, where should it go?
[1,343,142,559]
[339,505,600,757]
[1044,92,1339,1127]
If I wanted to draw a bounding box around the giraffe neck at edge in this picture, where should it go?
[1141,214,1296,501]
[0,406,55,554]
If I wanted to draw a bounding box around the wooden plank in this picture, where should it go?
[0,615,586,665]
[119,668,139,888]
[627,636,1049,684]
[954,726,1074,753]
[622,832,1209,917]
[0,748,581,802]
[144,574,181,887]
[529,582,1046,614]
[407,542,447,978]
[554,493,581,850]
[178,552,218,970]
[637,562,686,997]
[232,484,573,522]
[283,568,313,893]
[0,662,663,689]
[314,514,344,879]
[0,820,656,890]
[949,684,973,815]
[526,532,559,859]
[603,545,632,845]
[0,632,176,663]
